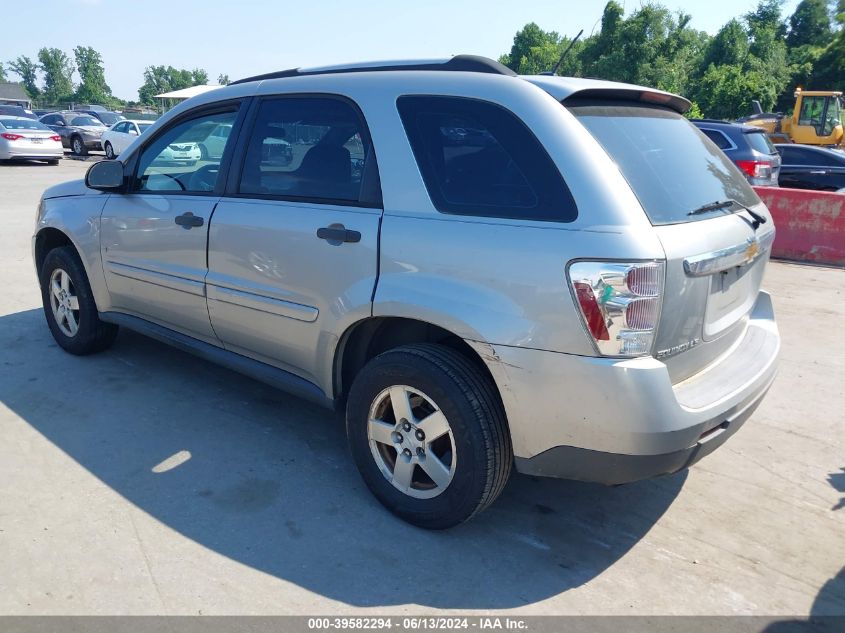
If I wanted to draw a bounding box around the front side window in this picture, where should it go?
[113,122,129,133]
[238,97,369,203]
[133,109,238,193]
[397,95,577,222]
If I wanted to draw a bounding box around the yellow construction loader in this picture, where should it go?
[738,89,843,147]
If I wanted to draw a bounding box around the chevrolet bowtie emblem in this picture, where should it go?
[745,238,760,262]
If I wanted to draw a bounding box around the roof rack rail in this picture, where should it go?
[230,55,517,85]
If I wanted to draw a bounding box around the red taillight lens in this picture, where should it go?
[50,135,61,142]
[1,133,24,141]
[573,281,610,341]
[735,160,772,180]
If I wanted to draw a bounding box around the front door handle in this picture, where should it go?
[174,212,204,229]
[316,225,361,244]
[809,170,827,175]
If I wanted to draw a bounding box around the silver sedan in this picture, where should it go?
[0,117,63,163]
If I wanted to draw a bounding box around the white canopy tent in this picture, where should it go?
[154,84,221,111]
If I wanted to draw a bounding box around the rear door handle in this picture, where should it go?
[174,212,204,229]
[317,225,361,244]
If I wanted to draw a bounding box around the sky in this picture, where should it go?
[3,0,802,102]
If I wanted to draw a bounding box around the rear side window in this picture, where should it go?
[397,96,577,222]
[745,131,777,155]
[568,101,759,225]
[700,129,732,150]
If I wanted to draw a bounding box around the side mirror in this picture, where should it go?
[55,121,66,127]
[85,160,124,191]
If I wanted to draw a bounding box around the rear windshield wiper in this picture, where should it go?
[687,199,767,229]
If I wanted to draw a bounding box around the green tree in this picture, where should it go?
[0,62,6,82]
[38,48,75,104]
[787,0,833,48]
[217,73,230,85]
[73,46,112,105]
[7,55,40,98]
[137,65,210,105]
[701,20,749,68]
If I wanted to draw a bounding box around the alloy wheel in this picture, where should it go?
[367,385,456,499]
[49,268,80,337]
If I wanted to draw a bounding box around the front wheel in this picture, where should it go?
[346,344,512,529]
[104,141,116,159]
[40,246,118,355]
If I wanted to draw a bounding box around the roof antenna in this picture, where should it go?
[540,29,584,76]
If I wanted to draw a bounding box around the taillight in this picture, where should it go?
[50,135,61,142]
[1,133,24,141]
[568,261,665,357]
[735,160,772,180]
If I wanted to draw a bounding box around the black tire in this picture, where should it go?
[199,143,209,160]
[346,343,512,529]
[71,136,87,156]
[39,246,118,355]
[46,159,59,165]
[104,141,115,159]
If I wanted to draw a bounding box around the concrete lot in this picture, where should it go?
[0,160,843,616]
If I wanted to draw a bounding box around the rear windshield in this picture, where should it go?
[0,118,49,130]
[744,130,777,155]
[567,101,759,225]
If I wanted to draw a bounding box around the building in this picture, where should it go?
[0,83,32,108]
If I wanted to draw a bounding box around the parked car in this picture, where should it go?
[775,144,845,192]
[101,119,153,159]
[72,104,108,112]
[33,55,779,529]
[39,111,106,155]
[0,104,38,120]
[0,116,63,163]
[74,109,125,127]
[692,119,781,186]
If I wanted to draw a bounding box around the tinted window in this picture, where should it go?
[809,149,845,167]
[134,109,237,193]
[138,123,152,133]
[397,96,576,222]
[745,131,777,155]
[113,122,129,133]
[97,112,123,125]
[700,129,732,150]
[41,115,58,125]
[568,101,758,224]
[238,97,369,203]
[0,118,50,130]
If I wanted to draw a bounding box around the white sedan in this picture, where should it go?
[101,119,153,159]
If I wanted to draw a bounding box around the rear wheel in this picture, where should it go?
[45,159,59,165]
[71,136,87,156]
[104,141,115,159]
[346,344,512,529]
[39,246,118,355]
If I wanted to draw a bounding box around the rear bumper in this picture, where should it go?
[1,147,63,160]
[470,290,779,484]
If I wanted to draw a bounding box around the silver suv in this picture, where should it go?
[33,56,780,529]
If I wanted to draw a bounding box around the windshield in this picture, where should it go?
[97,112,124,125]
[0,118,50,130]
[71,115,104,127]
[567,100,759,224]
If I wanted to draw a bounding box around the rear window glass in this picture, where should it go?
[397,96,577,222]
[0,118,49,130]
[745,131,777,155]
[568,101,758,224]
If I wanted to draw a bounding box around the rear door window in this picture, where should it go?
[567,100,758,224]
[237,97,372,204]
[397,95,577,222]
